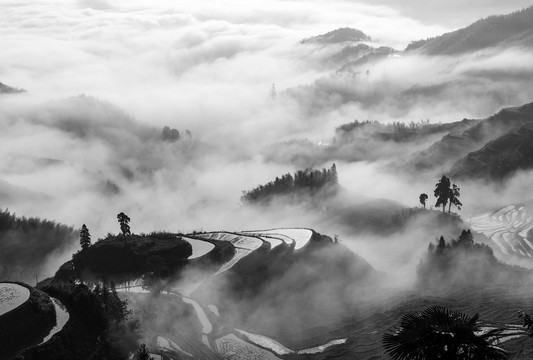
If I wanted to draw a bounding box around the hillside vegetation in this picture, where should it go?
[241,164,339,204]
[0,209,78,283]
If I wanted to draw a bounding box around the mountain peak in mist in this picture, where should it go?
[0,81,25,94]
[301,27,371,45]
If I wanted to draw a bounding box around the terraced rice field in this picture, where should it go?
[244,228,312,249]
[194,232,264,275]
[182,236,215,259]
[40,297,69,344]
[215,248,252,275]
[156,335,194,357]
[0,283,30,316]
[235,329,294,355]
[215,334,282,360]
[197,232,263,251]
[258,236,284,249]
[471,204,533,260]
[234,328,348,356]
[298,339,348,354]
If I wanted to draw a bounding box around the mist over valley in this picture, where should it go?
[3,1,533,359]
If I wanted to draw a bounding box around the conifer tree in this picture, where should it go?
[117,212,131,239]
[134,344,153,360]
[80,224,91,250]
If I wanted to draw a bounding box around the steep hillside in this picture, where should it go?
[413,101,533,170]
[450,123,533,180]
[406,6,533,54]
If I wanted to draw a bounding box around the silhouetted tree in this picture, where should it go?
[419,193,428,209]
[436,235,446,254]
[117,212,131,239]
[383,305,508,360]
[434,176,451,213]
[80,224,91,250]
[134,344,153,360]
[449,183,463,213]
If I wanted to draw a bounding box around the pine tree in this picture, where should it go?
[134,344,153,360]
[458,229,474,246]
[117,212,131,239]
[330,163,338,184]
[80,224,91,250]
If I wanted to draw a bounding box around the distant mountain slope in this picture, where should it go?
[413,101,533,170]
[301,27,371,45]
[450,123,533,180]
[0,81,25,94]
[406,6,533,54]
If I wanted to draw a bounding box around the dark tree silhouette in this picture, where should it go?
[134,344,153,360]
[449,183,463,213]
[383,305,508,360]
[117,212,131,239]
[419,193,428,209]
[80,224,91,250]
[458,229,474,246]
[434,176,451,213]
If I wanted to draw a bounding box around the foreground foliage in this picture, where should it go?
[383,305,508,360]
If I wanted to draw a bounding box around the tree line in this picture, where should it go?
[241,164,339,204]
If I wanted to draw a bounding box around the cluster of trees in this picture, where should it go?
[0,209,78,282]
[425,230,495,267]
[161,126,192,142]
[419,175,462,213]
[418,229,499,292]
[336,119,432,138]
[241,164,339,203]
[428,230,479,253]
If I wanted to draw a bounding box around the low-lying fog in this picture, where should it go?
[2,0,533,283]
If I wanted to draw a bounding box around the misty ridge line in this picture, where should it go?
[2,2,533,359]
